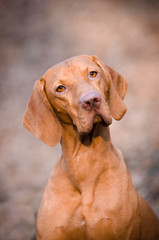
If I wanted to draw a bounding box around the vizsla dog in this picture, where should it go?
[23,55,159,240]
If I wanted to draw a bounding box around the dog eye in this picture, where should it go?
[56,85,65,92]
[90,71,98,78]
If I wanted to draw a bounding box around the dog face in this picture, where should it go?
[44,55,112,134]
[23,55,128,146]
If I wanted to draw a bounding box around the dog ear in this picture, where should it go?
[23,78,62,146]
[107,66,128,120]
[91,56,128,120]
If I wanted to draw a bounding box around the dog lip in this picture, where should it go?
[94,108,112,125]
[78,110,112,135]
[94,113,111,127]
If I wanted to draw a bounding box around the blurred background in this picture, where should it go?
[0,0,159,239]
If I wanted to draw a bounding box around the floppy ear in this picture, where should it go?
[23,78,62,146]
[91,56,128,120]
[107,66,128,120]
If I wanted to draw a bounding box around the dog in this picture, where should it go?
[23,55,159,240]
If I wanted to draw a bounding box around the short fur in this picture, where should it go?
[23,55,159,240]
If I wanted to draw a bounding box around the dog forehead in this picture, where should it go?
[45,56,98,79]
[66,55,98,70]
[65,55,94,65]
[43,55,99,89]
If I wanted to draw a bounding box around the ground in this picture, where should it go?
[0,0,159,239]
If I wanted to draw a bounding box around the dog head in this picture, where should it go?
[23,55,128,146]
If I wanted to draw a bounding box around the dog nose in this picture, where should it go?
[80,91,101,110]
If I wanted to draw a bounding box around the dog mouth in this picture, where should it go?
[78,110,112,135]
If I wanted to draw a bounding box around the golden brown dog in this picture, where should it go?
[23,55,159,240]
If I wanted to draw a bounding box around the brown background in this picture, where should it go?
[0,0,159,239]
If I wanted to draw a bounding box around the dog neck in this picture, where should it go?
[60,122,120,192]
